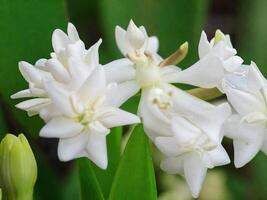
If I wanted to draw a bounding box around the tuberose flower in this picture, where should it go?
[12,23,140,169]
[12,23,102,121]
[172,30,243,92]
[139,83,231,198]
[222,62,267,167]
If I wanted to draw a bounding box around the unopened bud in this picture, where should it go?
[0,134,37,200]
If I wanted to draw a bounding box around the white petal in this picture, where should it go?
[77,66,106,105]
[223,56,243,72]
[84,39,102,66]
[99,107,140,128]
[160,65,182,83]
[11,89,32,99]
[223,115,264,167]
[40,117,83,138]
[198,31,211,59]
[147,36,159,53]
[19,61,42,85]
[105,81,140,107]
[234,138,262,168]
[171,116,202,144]
[104,58,136,83]
[138,89,172,140]
[224,86,264,117]
[57,131,88,161]
[169,84,231,143]
[46,58,70,82]
[206,145,230,167]
[85,122,109,169]
[184,152,207,198]
[52,29,70,53]
[44,81,75,116]
[67,22,80,42]
[115,26,130,55]
[15,98,50,111]
[155,137,180,157]
[173,54,225,89]
[126,20,145,50]
[160,156,184,175]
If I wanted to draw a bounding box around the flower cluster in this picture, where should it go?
[12,20,267,198]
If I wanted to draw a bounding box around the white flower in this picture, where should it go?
[105,19,182,101]
[222,62,267,167]
[12,23,102,120]
[141,85,231,198]
[39,67,140,169]
[115,19,159,58]
[139,83,231,143]
[172,30,243,92]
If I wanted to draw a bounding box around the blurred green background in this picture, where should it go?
[1,0,267,199]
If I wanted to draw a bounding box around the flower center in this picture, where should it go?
[128,52,161,88]
[149,88,172,110]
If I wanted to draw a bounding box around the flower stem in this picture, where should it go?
[187,87,223,101]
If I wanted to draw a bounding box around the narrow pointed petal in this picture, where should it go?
[173,55,225,88]
[67,22,80,41]
[160,156,184,175]
[11,89,32,99]
[84,39,102,66]
[40,117,84,138]
[106,81,140,107]
[99,107,140,128]
[52,29,70,53]
[58,131,88,161]
[86,122,109,169]
[126,20,145,49]
[184,152,207,198]
[15,98,50,111]
[198,31,211,59]
[19,61,42,85]
[104,58,136,83]
[115,26,129,55]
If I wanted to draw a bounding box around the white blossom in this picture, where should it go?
[222,62,267,167]
[12,23,102,121]
[139,84,231,197]
[12,23,140,168]
[172,30,243,92]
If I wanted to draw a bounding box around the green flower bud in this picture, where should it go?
[0,134,37,200]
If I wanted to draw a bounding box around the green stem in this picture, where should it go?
[187,87,223,101]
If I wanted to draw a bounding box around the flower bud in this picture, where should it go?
[0,134,37,200]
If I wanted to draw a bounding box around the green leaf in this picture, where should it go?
[78,158,105,200]
[93,127,122,198]
[109,124,157,200]
[237,0,267,75]
[0,0,67,137]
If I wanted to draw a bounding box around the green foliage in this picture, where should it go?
[0,0,67,137]
[109,124,157,200]
[78,158,105,200]
[93,127,122,198]
[238,0,267,75]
